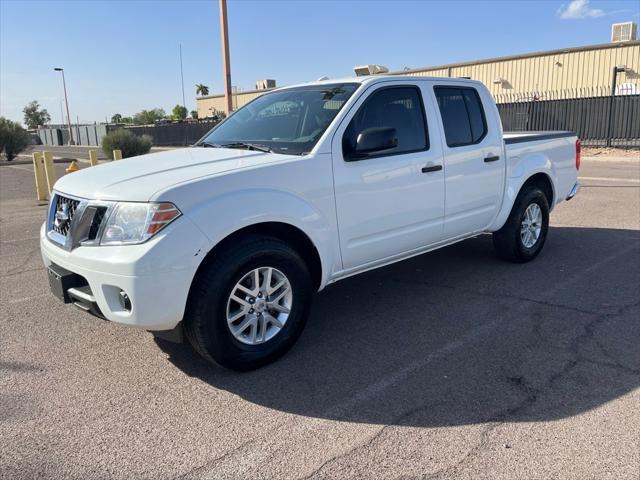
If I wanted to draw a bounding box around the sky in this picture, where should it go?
[1,0,638,125]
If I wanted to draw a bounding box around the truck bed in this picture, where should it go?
[503,131,575,144]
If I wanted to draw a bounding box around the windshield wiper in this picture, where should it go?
[218,142,273,153]
[196,141,272,153]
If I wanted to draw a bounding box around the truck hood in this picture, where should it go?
[53,147,295,201]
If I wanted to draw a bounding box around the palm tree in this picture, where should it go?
[195,84,210,96]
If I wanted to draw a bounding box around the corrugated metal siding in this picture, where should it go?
[197,42,640,113]
[197,90,271,118]
[404,43,640,99]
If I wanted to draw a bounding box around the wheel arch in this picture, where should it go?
[521,172,555,208]
[188,221,324,299]
[489,169,556,232]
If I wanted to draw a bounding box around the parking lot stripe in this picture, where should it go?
[0,164,34,172]
[578,176,640,183]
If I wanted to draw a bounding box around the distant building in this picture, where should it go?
[197,28,639,116]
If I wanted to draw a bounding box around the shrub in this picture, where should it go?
[0,117,30,161]
[101,129,152,159]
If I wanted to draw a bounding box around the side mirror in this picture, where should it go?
[347,127,397,160]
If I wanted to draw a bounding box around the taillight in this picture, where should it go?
[575,139,581,171]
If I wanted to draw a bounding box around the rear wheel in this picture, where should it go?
[493,186,549,263]
[185,235,313,371]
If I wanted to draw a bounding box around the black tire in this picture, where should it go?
[184,235,313,371]
[492,186,550,263]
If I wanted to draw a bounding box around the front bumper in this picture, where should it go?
[40,216,210,331]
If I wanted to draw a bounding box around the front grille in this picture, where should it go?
[87,207,107,240]
[52,195,80,236]
[47,194,113,250]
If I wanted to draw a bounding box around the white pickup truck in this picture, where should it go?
[41,76,580,370]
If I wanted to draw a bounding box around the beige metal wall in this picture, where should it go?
[403,42,640,100]
[197,42,640,113]
[197,89,271,118]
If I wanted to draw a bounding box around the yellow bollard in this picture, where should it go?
[88,149,98,166]
[113,149,123,161]
[66,160,80,173]
[42,151,57,195]
[32,152,48,202]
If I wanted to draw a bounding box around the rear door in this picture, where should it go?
[331,81,446,270]
[431,84,505,237]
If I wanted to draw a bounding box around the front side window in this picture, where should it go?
[434,86,487,147]
[343,86,428,159]
[198,83,359,155]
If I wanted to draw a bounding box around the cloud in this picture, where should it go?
[557,0,605,19]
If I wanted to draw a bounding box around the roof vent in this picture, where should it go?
[611,22,637,42]
[353,64,389,77]
[256,79,276,90]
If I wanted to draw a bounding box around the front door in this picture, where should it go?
[332,83,445,270]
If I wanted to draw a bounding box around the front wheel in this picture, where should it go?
[184,235,313,371]
[493,186,550,263]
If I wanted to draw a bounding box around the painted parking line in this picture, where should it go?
[579,176,640,183]
[1,164,34,172]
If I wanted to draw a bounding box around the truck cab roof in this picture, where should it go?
[280,74,486,91]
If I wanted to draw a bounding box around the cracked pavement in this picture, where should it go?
[1,158,639,479]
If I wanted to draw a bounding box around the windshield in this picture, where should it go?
[197,83,359,155]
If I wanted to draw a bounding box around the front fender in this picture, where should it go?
[488,153,557,232]
[185,188,338,289]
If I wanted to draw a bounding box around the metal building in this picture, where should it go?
[196,38,640,117]
[402,40,640,102]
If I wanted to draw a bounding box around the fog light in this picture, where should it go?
[118,290,132,311]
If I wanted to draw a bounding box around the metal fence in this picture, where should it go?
[495,87,640,147]
[38,120,219,147]
[123,121,218,146]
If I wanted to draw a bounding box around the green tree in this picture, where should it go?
[190,110,198,119]
[0,117,30,161]
[121,116,133,124]
[22,101,51,129]
[111,113,123,123]
[171,104,188,120]
[133,108,166,125]
[195,84,209,96]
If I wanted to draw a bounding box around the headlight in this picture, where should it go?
[100,202,181,245]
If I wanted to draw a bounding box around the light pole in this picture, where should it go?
[54,67,75,145]
[606,65,627,147]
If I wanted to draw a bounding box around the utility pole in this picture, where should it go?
[179,44,186,109]
[54,67,75,145]
[219,0,233,115]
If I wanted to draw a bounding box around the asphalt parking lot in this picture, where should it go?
[1,156,639,479]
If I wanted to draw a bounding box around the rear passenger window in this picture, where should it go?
[435,87,487,147]
[343,86,428,159]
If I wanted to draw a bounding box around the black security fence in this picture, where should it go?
[38,120,221,147]
[123,121,218,147]
[496,88,640,147]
